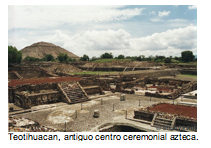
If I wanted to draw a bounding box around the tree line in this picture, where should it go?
[8,45,196,64]
[85,51,196,63]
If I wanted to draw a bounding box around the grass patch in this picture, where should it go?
[178,74,197,77]
[177,62,197,65]
[69,71,120,75]
[93,58,132,63]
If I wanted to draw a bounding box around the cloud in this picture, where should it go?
[167,19,187,22]
[150,18,163,22]
[188,5,197,10]
[130,25,197,51]
[8,5,144,30]
[149,11,156,15]
[158,10,171,17]
[45,25,197,57]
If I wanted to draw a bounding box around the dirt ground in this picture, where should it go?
[11,93,196,132]
[9,77,81,87]
[148,103,197,118]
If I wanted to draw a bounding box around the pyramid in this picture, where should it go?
[21,41,80,60]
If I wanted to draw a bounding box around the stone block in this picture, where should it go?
[120,94,126,101]
[93,110,100,118]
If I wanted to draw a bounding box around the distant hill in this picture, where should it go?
[21,41,80,60]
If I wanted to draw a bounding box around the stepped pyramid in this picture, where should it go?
[21,41,79,60]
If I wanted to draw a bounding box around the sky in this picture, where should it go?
[8,5,197,58]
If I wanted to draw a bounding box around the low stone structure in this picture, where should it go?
[8,66,57,79]
[134,103,197,131]
[8,77,89,109]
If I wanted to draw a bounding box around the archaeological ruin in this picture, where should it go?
[8,61,197,132]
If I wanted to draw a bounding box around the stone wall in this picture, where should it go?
[175,117,197,131]
[14,83,58,93]
[79,79,111,91]
[122,70,181,80]
[9,83,59,103]
[144,79,196,99]
[8,66,54,79]
[8,72,19,80]
[84,86,104,95]
[171,81,197,99]
[179,70,197,75]
[134,110,154,121]
[145,92,171,99]
[14,91,61,109]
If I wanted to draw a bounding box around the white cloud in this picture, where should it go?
[8,5,144,30]
[149,11,156,15]
[167,19,187,22]
[130,25,197,52]
[150,18,163,22]
[44,25,197,57]
[158,10,171,17]
[188,5,197,10]
[150,18,187,23]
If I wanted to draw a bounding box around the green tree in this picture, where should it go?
[80,54,89,61]
[164,57,172,63]
[90,56,98,61]
[42,54,55,61]
[24,56,41,62]
[140,55,146,61]
[100,52,113,59]
[181,51,195,62]
[154,55,165,62]
[136,55,142,61]
[57,53,68,63]
[117,54,124,59]
[8,46,22,64]
[67,57,73,62]
[147,55,154,61]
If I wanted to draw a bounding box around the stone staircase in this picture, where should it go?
[13,71,23,79]
[151,113,176,129]
[132,64,138,71]
[123,67,127,72]
[91,64,98,71]
[39,67,58,77]
[58,81,89,104]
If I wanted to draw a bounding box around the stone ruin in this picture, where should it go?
[8,63,197,110]
[8,66,197,110]
[134,102,197,131]
[9,116,59,132]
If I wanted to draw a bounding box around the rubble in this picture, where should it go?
[8,116,59,132]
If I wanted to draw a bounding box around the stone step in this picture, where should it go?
[70,97,88,101]
[71,99,89,104]
[65,91,82,94]
[67,94,86,97]
[59,82,89,104]
[72,98,89,102]
[156,117,172,122]
[69,96,86,99]
[71,96,88,100]
[153,122,171,127]
[154,120,172,125]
